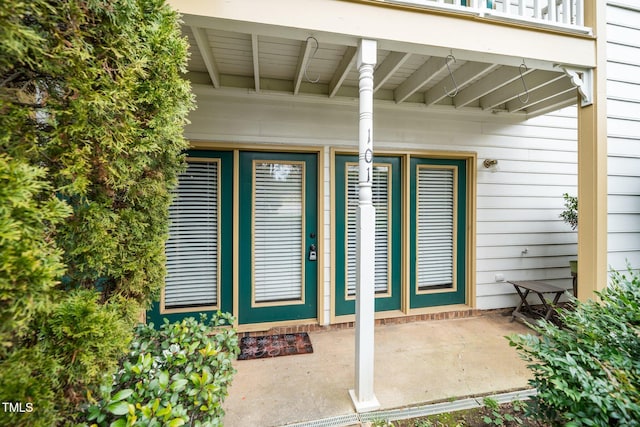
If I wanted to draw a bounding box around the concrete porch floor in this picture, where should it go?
[222,313,534,427]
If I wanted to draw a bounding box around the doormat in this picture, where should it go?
[238,332,313,360]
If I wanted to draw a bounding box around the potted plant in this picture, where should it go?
[560,193,578,273]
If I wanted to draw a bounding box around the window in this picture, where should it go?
[164,160,220,309]
[253,161,305,303]
[416,166,456,290]
[334,154,402,316]
[345,163,392,296]
[410,157,467,308]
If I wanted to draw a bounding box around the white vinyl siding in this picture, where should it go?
[346,164,391,296]
[607,1,640,271]
[416,167,455,290]
[165,160,219,309]
[253,162,304,302]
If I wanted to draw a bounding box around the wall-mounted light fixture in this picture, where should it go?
[483,159,498,169]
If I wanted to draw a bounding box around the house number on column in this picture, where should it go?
[365,128,373,183]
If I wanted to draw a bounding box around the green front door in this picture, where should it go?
[334,154,402,315]
[410,157,467,308]
[238,152,318,324]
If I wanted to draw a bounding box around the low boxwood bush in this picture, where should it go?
[508,268,640,426]
[81,312,239,427]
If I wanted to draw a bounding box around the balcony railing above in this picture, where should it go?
[385,0,591,34]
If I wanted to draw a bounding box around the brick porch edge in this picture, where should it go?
[239,308,513,337]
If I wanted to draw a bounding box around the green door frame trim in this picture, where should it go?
[238,151,319,325]
[334,154,403,316]
[331,150,476,323]
[147,149,234,327]
[151,145,476,328]
[410,157,467,308]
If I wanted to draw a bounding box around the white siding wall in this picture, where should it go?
[607,1,640,272]
[186,87,578,321]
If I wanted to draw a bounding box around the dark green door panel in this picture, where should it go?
[147,150,234,327]
[238,152,318,324]
[410,157,467,309]
[334,154,402,316]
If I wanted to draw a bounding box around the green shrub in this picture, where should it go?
[0,155,65,426]
[1,0,192,306]
[0,0,193,424]
[0,290,133,427]
[81,313,240,427]
[560,193,578,230]
[0,154,70,353]
[508,268,640,426]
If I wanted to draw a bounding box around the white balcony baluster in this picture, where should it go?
[576,0,583,26]
[384,0,587,33]
[547,0,556,21]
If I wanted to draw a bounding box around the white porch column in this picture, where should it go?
[349,38,380,413]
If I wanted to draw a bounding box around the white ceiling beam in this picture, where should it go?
[191,27,220,88]
[329,46,358,98]
[507,77,576,112]
[294,39,315,95]
[424,62,498,106]
[373,51,411,93]
[524,91,578,118]
[394,57,449,104]
[251,34,260,93]
[454,66,535,108]
[480,70,565,110]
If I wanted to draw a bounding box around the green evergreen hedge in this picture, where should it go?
[0,0,194,425]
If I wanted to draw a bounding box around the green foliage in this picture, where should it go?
[1,0,193,304]
[481,398,524,426]
[0,290,132,426]
[81,313,240,427]
[0,154,70,354]
[508,267,640,426]
[560,193,578,230]
[0,0,193,424]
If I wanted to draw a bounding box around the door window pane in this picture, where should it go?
[346,164,391,296]
[254,161,304,302]
[165,160,219,308]
[416,166,455,290]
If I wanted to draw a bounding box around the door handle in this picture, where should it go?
[308,244,317,261]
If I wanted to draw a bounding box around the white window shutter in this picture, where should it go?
[165,161,219,308]
[346,164,390,296]
[416,167,455,290]
[253,162,304,302]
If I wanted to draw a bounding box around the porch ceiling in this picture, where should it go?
[182,25,579,118]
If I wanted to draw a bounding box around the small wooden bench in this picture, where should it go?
[508,280,567,325]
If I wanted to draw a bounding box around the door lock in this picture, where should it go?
[308,244,317,261]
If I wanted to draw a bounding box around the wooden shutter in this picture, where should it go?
[253,161,304,302]
[165,160,219,309]
[346,164,391,296]
[416,166,455,290]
